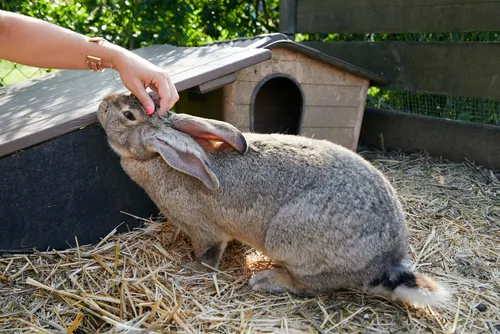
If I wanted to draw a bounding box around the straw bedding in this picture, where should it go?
[1,148,499,333]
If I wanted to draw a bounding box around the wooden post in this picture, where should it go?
[279,0,297,34]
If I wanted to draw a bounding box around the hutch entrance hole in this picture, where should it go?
[250,74,304,134]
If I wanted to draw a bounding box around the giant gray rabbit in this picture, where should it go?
[97,93,449,306]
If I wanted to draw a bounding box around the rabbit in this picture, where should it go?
[96,92,449,307]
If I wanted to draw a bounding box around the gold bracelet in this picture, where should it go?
[86,37,106,72]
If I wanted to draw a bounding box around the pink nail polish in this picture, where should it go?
[146,106,153,115]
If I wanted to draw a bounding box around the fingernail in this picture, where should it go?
[146,105,154,115]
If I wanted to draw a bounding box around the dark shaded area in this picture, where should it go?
[0,124,159,254]
[251,76,303,134]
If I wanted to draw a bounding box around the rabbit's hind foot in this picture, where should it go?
[248,267,315,297]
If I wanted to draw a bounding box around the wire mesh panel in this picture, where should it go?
[0,61,52,87]
[366,89,500,126]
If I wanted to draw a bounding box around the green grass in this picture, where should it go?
[0,60,52,86]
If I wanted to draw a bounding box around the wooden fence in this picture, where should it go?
[280,0,500,169]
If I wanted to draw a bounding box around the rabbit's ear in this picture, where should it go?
[148,91,160,104]
[148,135,220,190]
[146,91,162,110]
[171,114,248,154]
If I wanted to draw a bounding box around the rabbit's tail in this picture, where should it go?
[368,264,450,306]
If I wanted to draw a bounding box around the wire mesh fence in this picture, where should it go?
[0,61,52,87]
[366,89,500,126]
[1,1,500,127]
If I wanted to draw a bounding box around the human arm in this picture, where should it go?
[0,10,178,115]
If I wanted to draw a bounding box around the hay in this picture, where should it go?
[1,148,499,333]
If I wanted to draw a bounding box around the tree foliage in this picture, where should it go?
[0,0,280,49]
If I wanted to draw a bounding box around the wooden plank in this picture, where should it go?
[295,0,500,34]
[279,0,297,34]
[234,80,365,108]
[265,40,387,84]
[305,41,500,99]
[237,56,368,87]
[0,81,118,133]
[300,127,355,150]
[205,33,289,49]
[234,81,258,105]
[0,102,100,159]
[359,108,500,170]
[301,84,365,107]
[198,73,237,94]
[226,104,251,128]
[0,45,271,158]
[301,106,359,127]
[0,70,115,125]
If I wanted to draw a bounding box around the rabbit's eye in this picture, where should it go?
[123,110,136,121]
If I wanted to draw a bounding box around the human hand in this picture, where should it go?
[113,47,179,116]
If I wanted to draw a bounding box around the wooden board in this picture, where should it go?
[198,73,237,94]
[209,36,387,84]
[279,0,297,34]
[238,53,370,86]
[0,45,271,158]
[292,0,500,34]
[359,108,500,170]
[266,40,387,85]
[305,41,500,99]
[300,106,360,128]
[301,84,365,107]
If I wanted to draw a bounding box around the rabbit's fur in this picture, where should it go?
[97,92,449,306]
